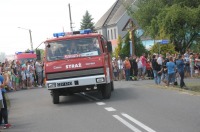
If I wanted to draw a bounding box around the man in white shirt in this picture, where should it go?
[117,56,123,80]
[157,54,163,65]
[184,50,190,77]
[35,60,43,87]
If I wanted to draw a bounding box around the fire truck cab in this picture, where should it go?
[42,29,114,104]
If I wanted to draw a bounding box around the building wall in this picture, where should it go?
[107,26,118,41]
[116,13,130,39]
[96,29,103,35]
[96,28,107,39]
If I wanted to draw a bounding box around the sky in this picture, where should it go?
[0,0,116,55]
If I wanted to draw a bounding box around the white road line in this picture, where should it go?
[96,102,106,105]
[122,113,156,132]
[113,115,142,132]
[104,107,116,112]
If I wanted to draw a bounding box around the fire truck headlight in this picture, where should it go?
[96,78,105,83]
[48,83,56,88]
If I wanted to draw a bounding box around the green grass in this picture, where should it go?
[186,82,200,92]
[150,82,200,96]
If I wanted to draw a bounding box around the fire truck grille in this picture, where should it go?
[47,68,104,80]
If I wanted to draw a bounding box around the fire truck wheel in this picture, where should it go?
[52,90,60,104]
[101,83,111,99]
[111,81,114,91]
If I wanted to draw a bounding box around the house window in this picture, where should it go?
[107,30,110,40]
[111,29,113,40]
[114,28,117,39]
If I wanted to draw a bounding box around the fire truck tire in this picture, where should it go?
[101,83,111,99]
[111,81,114,91]
[52,90,59,104]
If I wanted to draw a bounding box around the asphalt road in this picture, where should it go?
[5,79,200,132]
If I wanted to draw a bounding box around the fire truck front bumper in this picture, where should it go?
[46,75,108,90]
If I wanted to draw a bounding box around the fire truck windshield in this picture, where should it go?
[46,37,101,61]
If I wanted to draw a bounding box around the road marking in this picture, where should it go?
[122,113,156,132]
[104,107,116,112]
[96,102,106,105]
[113,115,142,132]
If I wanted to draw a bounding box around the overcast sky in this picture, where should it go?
[0,0,116,55]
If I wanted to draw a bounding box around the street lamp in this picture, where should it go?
[18,27,33,51]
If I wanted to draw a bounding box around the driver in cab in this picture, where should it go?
[87,39,99,52]
[68,42,78,54]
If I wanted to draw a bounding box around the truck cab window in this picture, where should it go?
[46,38,102,61]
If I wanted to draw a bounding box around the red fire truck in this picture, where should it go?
[15,51,37,64]
[40,29,114,104]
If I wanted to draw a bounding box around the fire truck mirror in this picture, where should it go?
[46,43,51,48]
[36,50,41,60]
[107,41,112,53]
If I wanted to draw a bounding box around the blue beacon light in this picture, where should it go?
[16,51,34,55]
[53,29,91,37]
[16,52,22,55]
[80,29,92,34]
[53,32,65,38]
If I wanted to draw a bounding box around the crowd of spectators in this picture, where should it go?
[112,50,200,88]
[0,59,44,91]
[0,59,45,129]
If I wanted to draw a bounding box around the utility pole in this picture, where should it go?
[68,3,73,31]
[29,29,33,51]
[129,20,135,56]
[18,27,33,51]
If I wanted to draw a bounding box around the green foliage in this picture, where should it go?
[132,0,200,54]
[114,35,123,58]
[120,33,130,58]
[157,4,200,53]
[133,0,164,37]
[190,42,200,53]
[119,32,147,58]
[150,43,177,56]
[80,10,95,31]
[35,48,45,60]
[134,35,148,56]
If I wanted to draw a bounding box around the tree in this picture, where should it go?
[114,35,123,58]
[120,33,130,58]
[134,32,148,57]
[80,10,95,31]
[131,0,200,54]
[150,43,177,56]
[35,48,45,60]
[120,32,147,58]
[190,41,200,53]
[157,4,200,53]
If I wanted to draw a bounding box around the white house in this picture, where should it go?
[95,0,139,50]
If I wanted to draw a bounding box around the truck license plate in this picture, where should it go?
[57,82,72,87]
